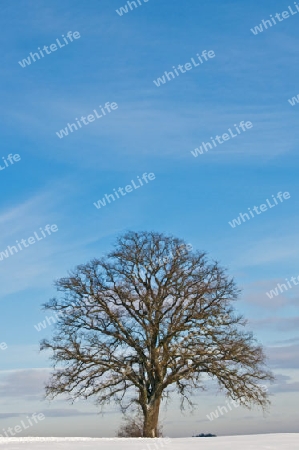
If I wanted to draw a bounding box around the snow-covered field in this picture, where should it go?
[0,435,298,450]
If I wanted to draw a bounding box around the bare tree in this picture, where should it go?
[41,231,273,437]
[117,409,163,437]
[117,414,144,438]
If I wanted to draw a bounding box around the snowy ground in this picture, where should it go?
[0,435,298,450]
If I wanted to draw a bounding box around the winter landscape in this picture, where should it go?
[0,436,298,450]
[1,0,299,448]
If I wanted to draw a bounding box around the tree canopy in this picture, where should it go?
[41,230,273,437]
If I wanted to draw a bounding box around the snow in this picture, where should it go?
[0,435,298,450]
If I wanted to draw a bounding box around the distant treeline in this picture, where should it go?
[192,433,216,437]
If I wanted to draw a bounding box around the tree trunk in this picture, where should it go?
[143,396,161,437]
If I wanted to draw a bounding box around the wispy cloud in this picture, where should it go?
[231,233,299,269]
[250,317,299,332]
[266,343,299,369]
[271,374,299,393]
[0,368,49,400]
[0,181,120,298]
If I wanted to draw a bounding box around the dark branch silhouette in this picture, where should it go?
[41,230,273,437]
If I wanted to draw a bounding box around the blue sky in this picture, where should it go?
[0,0,299,438]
